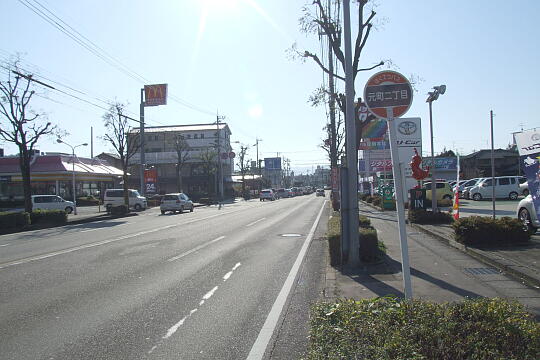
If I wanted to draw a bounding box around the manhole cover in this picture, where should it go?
[463,267,499,275]
[281,234,302,237]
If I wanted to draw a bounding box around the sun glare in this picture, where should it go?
[200,0,240,11]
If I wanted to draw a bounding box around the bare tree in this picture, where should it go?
[0,61,55,212]
[173,135,190,192]
[198,148,217,198]
[293,0,385,168]
[102,102,140,208]
[237,145,251,197]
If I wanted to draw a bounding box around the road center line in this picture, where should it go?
[246,200,327,360]
[246,218,266,227]
[0,243,10,247]
[167,236,226,262]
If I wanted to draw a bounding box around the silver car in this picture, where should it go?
[160,193,194,214]
[517,195,539,234]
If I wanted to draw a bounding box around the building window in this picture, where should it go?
[194,134,199,139]
[187,134,191,139]
[200,133,204,139]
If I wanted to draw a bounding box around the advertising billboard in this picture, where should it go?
[144,168,158,194]
[515,129,540,218]
[144,84,168,106]
[264,157,281,170]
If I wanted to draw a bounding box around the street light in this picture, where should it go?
[57,139,88,215]
[426,85,446,212]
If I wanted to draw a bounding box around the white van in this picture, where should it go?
[31,195,75,213]
[468,176,522,201]
[104,189,147,211]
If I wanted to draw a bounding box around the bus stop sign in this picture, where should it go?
[363,71,413,119]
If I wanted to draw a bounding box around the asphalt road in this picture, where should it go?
[0,195,328,360]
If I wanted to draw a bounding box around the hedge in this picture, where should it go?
[408,209,454,224]
[453,216,530,246]
[327,212,384,265]
[30,209,67,226]
[304,297,540,360]
[0,211,30,230]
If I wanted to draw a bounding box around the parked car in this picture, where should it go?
[517,195,539,234]
[286,188,294,197]
[104,189,147,212]
[316,189,325,197]
[31,195,74,214]
[276,188,288,198]
[468,176,522,201]
[259,189,276,201]
[423,182,453,202]
[460,178,485,199]
[520,182,529,196]
[160,193,194,214]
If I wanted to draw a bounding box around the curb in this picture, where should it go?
[410,223,540,289]
[67,212,137,226]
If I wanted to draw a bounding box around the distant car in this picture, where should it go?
[104,189,147,212]
[520,182,529,196]
[259,189,276,201]
[517,195,539,234]
[316,189,325,197]
[423,182,453,203]
[460,178,485,199]
[324,185,331,190]
[286,188,294,197]
[160,193,194,214]
[276,188,288,198]
[31,195,74,214]
[468,176,522,201]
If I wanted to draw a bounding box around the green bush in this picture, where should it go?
[30,209,67,225]
[359,215,372,228]
[327,212,341,266]
[453,216,530,246]
[76,196,100,206]
[0,211,30,230]
[365,196,374,203]
[304,297,540,360]
[372,196,382,207]
[408,209,454,224]
[110,205,129,216]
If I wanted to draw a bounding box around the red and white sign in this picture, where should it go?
[221,152,229,160]
[229,151,236,159]
[144,84,168,106]
[363,71,413,119]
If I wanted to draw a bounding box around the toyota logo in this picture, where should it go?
[398,121,417,135]
[532,133,540,141]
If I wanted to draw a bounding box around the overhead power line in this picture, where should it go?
[16,0,216,117]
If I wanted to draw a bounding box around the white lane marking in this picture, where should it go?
[199,300,205,306]
[163,315,188,339]
[0,225,176,270]
[0,243,10,247]
[167,236,226,262]
[148,345,158,354]
[246,200,327,360]
[203,286,218,300]
[232,262,241,271]
[223,271,233,280]
[246,217,266,227]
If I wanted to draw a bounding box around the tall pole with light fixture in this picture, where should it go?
[426,85,446,212]
[57,139,88,215]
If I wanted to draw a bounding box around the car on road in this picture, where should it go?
[276,188,288,198]
[517,195,539,234]
[259,189,276,201]
[423,182,454,203]
[468,176,522,201]
[286,188,294,197]
[160,193,194,214]
[520,182,529,196]
[460,178,485,199]
[31,195,75,214]
[316,189,325,197]
[104,189,147,212]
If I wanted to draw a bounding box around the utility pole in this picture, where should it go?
[490,110,495,219]
[216,112,226,202]
[343,0,360,266]
[139,88,145,196]
[90,126,94,158]
[254,138,262,190]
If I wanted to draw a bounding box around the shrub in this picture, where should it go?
[453,216,530,246]
[372,196,382,207]
[110,205,129,216]
[327,212,341,266]
[304,297,540,360]
[408,209,454,224]
[0,211,30,230]
[30,209,67,225]
[359,215,371,229]
[76,196,100,206]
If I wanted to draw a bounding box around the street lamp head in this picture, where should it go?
[56,139,63,144]
[438,85,446,94]
[82,143,88,146]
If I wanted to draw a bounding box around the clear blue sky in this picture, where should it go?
[1,0,539,173]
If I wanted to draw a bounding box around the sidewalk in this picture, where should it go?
[324,203,540,317]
